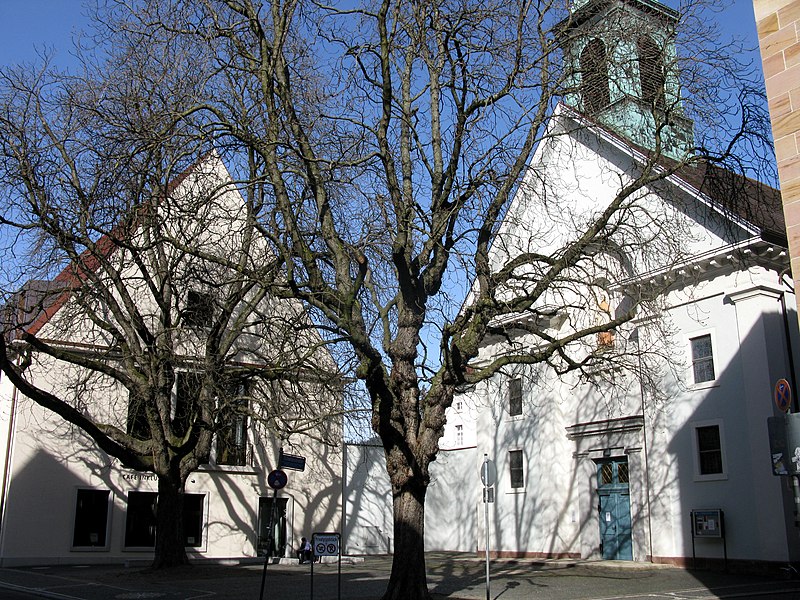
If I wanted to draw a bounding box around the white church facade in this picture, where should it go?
[344,0,800,570]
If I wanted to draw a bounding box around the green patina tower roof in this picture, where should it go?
[556,0,694,161]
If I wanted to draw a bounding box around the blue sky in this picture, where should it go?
[0,1,765,72]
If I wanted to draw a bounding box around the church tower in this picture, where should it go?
[556,0,694,161]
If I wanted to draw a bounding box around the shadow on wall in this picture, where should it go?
[666,303,800,575]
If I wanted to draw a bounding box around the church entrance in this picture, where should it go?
[597,458,633,560]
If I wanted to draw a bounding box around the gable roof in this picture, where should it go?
[554,102,785,246]
[4,151,218,339]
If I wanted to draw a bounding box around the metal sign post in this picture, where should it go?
[480,455,496,600]
[259,469,288,600]
[310,532,341,600]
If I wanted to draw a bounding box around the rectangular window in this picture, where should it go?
[216,384,249,467]
[173,372,202,437]
[509,450,524,489]
[124,491,206,548]
[183,290,214,328]
[183,494,205,547]
[691,334,715,384]
[697,425,723,475]
[508,378,523,417]
[455,424,464,446]
[73,489,110,548]
[127,391,150,440]
[125,491,158,548]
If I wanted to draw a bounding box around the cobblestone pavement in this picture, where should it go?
[1,553,800,600]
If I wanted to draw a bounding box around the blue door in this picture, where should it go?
[597,459,633,560]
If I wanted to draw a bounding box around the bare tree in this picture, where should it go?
[0,51,341,566]
[0,0,775,596]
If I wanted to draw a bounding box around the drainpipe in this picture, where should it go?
[634,328,654,562]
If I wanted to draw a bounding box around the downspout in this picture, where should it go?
[634,328,654,562]
[778,284,799,412]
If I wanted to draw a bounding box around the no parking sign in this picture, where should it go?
[312,532,340,556]
[310,532,342,600]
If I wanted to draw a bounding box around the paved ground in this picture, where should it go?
[1,553,800,600]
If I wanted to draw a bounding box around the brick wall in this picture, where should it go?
[754,0,800,305]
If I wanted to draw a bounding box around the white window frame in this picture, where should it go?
[686,328,719,389]
[691,419,728,481]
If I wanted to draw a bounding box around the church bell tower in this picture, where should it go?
[556,0,694,161]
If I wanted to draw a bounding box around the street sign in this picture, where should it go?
[312,532,340,556]
[775,378,792,413]
[279,450,306,472]
[267,469,288,490]
[480,456,496,487]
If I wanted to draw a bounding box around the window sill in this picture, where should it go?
[70,546,110,552]
[693,473,728,482]
[506,488,526,495]
[199,464,260,475]
[690,381,719,391]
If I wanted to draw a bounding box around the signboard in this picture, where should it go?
[312,532,340,557]
[691,509,723,538]
[767,413,800,475]
[279,450,306,472]
[775,379,792,413]
[267,469,288,490]
[480,457,496,488]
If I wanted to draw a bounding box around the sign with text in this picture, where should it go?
[691,509,723,538]
[279,450,306,472]
[312,532,340,557]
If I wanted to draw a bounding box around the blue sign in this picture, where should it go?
[267,469,288,490]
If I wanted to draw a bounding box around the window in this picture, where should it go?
[216,382,249,467]
[508,378,523,417]
[124,491,206,548]
[73,489,110,548]
[691,334,715,384]
[173,372,202,437]
[638,36,665,107]
[455,424,464,446]
[183,290,214,329]
[692,420,727,480]
[125,491,158,548]
[183,494,205,547]
[454,400,463,412]
[509,450,524,489]
[697,425,723,475]
[127,391,151,440]
[581,38,611,113]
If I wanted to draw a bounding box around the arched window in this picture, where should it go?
[580,38,611,114]
[638,36,665,107]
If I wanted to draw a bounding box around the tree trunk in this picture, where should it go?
[152,474,189,569]
[382,480,431,600]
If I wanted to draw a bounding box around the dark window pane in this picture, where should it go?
[697,425,723,475]
[691,335,715,384]
[73,489,109,547]
[174,372,202,437]
[184,290,214,328]
[216,381,249,466]
[581,38,611,113]
[125,491,158,547]
[509,378,523,417]
[509,450,524,489]
[184,494,204,547]
[127,391,151,440]
[638,36,666,107]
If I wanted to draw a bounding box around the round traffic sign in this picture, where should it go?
[267,469,288,490]
[775,378,792,413]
